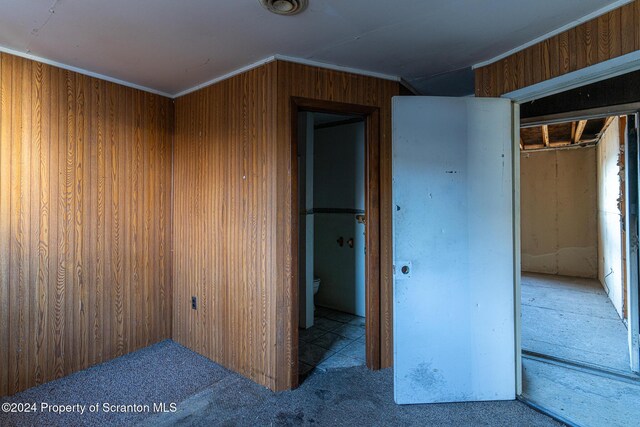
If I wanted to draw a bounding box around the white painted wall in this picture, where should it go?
[313,121,366,316]
[520,147,598,278]
[597,118,625,319]
[298,112,315,329]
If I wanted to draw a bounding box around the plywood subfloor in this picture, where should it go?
[521,273,630,372]
[522,357,640,427]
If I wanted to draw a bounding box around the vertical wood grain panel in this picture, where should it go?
[22,57,33,392]
[75,73,86,373]
[621,3,636,54]
[558,31,571,74]
[47,65,59,384]
[125,86,134,354]
[0,52,173,397]
[635,0,640,51]
[597,13,610,63]
[32,61,48,386]
[95,78,106,364]
[547,36,560,79]
[61,69,74,379]
[9,53,25,392]
[476,0,640,96]
[609,9,622,59]
[158,96,169,343]
[0,52,10,397]
[173,63,279,389]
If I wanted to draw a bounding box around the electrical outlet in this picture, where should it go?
[191,296,197,310]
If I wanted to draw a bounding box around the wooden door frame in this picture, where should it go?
[290,97,381,387]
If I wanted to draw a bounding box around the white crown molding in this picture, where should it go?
[0,44,174,98]
[0,44,404,99]
[472,0,633,70]
[272,54,401,81]
[171,56,279,98]
[173,54,402,98]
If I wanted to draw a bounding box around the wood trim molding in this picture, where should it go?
[275,61,400,389]
[289,97,381,387]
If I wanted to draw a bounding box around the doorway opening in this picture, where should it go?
[297,111,366,381]
[291,98,381,387]
[519,115,636,374]
[516,90,640,424]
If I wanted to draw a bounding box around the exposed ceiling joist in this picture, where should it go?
[520,116,616,152]
[574,120,587,144]
[542,125,550,147]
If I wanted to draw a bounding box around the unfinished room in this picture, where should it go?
[520,116,631,372]
[1,1,639,426]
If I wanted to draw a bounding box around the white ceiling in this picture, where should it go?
[0,0,628,97]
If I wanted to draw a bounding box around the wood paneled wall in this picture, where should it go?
[1,54,398,394]
[475,0,640,97]
[172,63,279,389]
[0,52,173,397]
[172,60,399,391]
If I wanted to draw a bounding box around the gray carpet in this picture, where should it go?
[0,340,229,427]
[1,340,561,427]
[143,365,562,427]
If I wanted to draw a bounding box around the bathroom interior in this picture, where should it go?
[297,111,367,380]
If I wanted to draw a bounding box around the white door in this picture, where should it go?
[393,96,516,404]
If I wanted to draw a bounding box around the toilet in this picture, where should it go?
[313,278,321,311]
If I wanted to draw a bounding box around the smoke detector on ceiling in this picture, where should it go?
[259,0,308,16]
